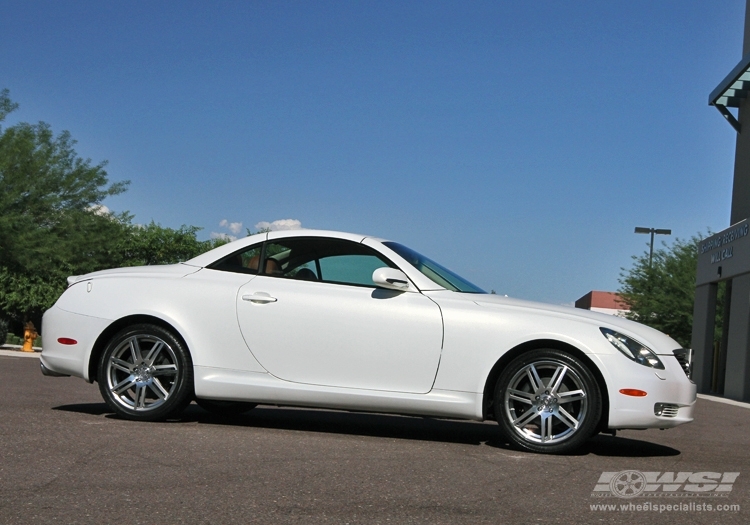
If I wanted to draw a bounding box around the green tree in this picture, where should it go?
[117,222,229,266]
[618,233,722,348]
[0,90,129,274]
[0,89,229,331]
[0,89,130,324]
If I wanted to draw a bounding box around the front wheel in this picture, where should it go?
[98,324,194,421]
[494,348,602,454]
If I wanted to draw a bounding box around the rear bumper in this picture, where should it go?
[40,361,70,377]
[41,305,113,381]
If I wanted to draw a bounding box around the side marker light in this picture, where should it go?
[57,338,78,345]
[619,388,648,397]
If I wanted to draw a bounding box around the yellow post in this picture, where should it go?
[22,321,38,352]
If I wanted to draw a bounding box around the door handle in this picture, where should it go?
[242,292,278,304]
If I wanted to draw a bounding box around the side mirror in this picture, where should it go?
[372,267,411,291]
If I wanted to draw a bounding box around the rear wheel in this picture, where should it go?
[195,399,257,417]
[98,324,193,421]
[494,348,601,454]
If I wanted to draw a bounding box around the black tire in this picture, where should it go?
[98,324,194,421]
[195,398,257,417]
[494,348,602,454]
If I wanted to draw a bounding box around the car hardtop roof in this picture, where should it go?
[184,229,388,268]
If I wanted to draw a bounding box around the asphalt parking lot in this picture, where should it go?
[1,351,747,525]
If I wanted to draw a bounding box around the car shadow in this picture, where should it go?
[580,434,681,457]
[52,403,680,456]
[53,402,111,416]
[54,402,508,446]
[186,404,505,446]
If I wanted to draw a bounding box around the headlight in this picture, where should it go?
[599,328,664,369]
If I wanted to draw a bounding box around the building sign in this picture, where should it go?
[696,219,750,286]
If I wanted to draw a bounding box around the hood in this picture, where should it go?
[467,293,682,355]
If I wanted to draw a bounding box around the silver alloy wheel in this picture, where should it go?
[503,359,589,445]
[105,334,180,412]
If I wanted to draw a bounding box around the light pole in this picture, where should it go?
[634,227,672,267]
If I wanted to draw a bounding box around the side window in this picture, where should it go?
[207,243,263,274]
[318,254,387,286]
[261,237,394,287]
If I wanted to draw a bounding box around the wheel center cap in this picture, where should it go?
[538,393,558,412]
[133,364,153,382]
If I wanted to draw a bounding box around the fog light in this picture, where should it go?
[654,403,679,417]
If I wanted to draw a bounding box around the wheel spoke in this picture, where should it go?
[144,341,164,366]
[540,415,553,442]
[111,358,132,373]
[557,389,585,404]
[152,364,177,375]
[149,378,169,400]
[508,388,535,405]
[135,385,147,409]
[526,364,543,391]
[513,406,539,427]
[548,365,568,394]
[556,406,579,429]
[130,337,144,363]
[112,377,136,395]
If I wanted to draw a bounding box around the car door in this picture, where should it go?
[236,236,444,393]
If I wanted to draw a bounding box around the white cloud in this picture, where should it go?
[255,219,303,231]
[219,219,243,234]
[88,204,111,216]
[210,232,237,241]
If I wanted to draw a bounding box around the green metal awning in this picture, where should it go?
[709,52,750,133]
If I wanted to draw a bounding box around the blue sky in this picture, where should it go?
[1,1,745,304]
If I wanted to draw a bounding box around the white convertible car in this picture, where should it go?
[41,229,696,453]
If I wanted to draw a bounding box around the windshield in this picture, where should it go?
[383,242,486,294]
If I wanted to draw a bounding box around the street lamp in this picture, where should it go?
[634,227,672,267]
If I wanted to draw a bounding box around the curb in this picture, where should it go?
[0,349,41,358]
[1,344,42,351]
[697,393,750,410]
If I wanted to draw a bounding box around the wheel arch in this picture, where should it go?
[481,339,610,432]
[88,314,190,383]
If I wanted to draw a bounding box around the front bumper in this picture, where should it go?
[591,353,697,429]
